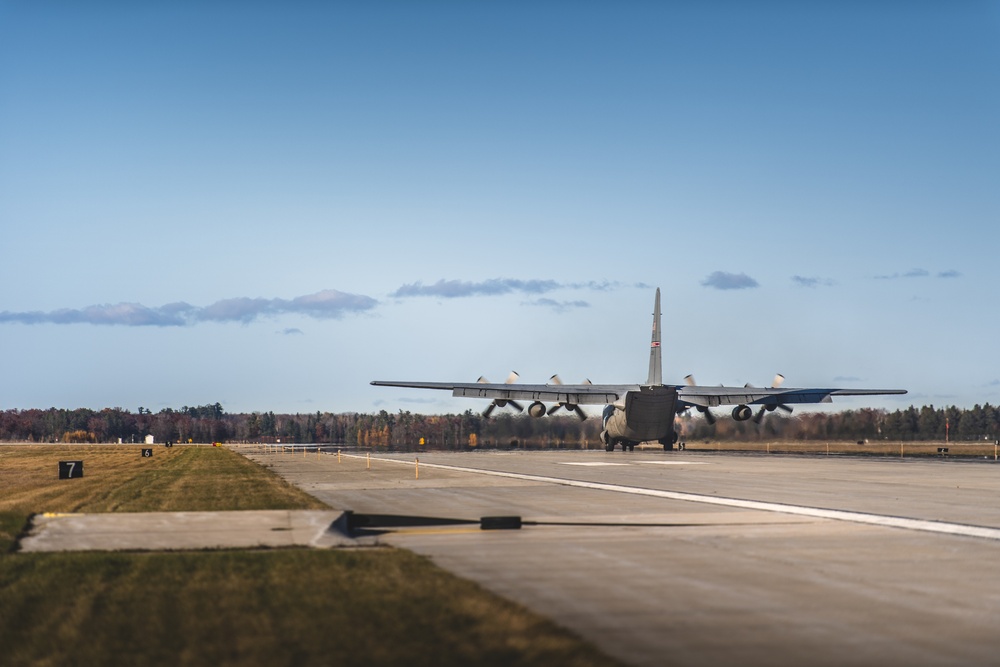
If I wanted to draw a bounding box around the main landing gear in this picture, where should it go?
[659,431,680,452]
[601,431,635,452]
[604,439,635,452]
[601,430,681,452]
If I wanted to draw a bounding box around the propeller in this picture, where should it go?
[684,375,716,425]
[546,375,590,421]
[752,374,792,424]
[480,371,524,418]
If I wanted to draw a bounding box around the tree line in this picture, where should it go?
[1,403,997,449]
[682,404,999,443]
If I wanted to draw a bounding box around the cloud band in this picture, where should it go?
[0,289,377,327]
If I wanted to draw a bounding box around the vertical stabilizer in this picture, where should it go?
[646,288,662,386]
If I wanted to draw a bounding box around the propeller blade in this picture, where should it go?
[697,406,717,425]
[777,403,793,414]
[483,403,496,418]
[771,374,785,389]
[549,375,590,386]
[547,404,563,416]
[508,400,524,413]
[571,405,587,421]
[684,374,697,386]
[505,371,520,384]
[752,406,767,424]
[478,376,489,384]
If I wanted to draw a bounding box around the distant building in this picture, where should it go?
[144,434,155,445]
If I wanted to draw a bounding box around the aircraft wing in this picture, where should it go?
[373,381,906,408]
[370,380,633,405]
[677,386,907,409]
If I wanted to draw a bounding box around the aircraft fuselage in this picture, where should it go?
[601,385,678,451]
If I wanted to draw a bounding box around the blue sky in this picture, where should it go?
[1,2,998,416]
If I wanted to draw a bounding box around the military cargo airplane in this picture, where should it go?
[372,288,906,451]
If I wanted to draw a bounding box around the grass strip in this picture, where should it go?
[0,548,617,667]
[0,445,326,514]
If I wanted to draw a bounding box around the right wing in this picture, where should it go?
[677,385,907,409]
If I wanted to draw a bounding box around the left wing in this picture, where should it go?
[369,380,632,405]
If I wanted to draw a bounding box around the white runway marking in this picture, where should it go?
[634,461,709,466]
[353,454,1000,542]
[558,462,630,467]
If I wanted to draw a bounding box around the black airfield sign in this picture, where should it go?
[141,448,153,458]
[59,460,84,479]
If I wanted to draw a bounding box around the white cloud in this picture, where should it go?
[0,290,377,327]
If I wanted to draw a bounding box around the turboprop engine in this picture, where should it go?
[546,374,589,421]
[480,372,523,418]
[732,405,753,421]
[528,401,547,418]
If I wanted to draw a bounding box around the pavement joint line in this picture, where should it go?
[340,453,1000,542]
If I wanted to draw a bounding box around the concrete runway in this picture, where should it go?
[244,447,1000,667]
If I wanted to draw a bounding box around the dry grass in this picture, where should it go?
[0,444,327,515]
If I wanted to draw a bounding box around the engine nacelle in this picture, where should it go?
[527,401,547,418]
[732,405,753,421]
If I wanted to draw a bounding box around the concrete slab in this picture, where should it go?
[243,446,1000,667]
[19,510,369,552]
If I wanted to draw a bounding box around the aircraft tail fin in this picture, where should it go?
[646,288,662,386]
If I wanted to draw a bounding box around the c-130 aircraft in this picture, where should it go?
[372,288,906,452]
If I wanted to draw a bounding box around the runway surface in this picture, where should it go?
[244,447,1000,667]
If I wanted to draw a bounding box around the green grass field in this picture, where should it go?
[0,445,618,667]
